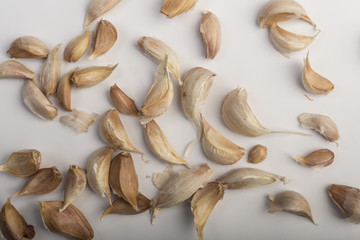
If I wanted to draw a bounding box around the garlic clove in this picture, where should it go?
[57,68,77,111]
[64,30,91,63]
[292,149,334,168]
[0,149,41,177]
[84,0,121,28]
[200,11,221,59]
[152,165,176,190]
[91,19,117,58]
[160,0,197,18]
[60,109,98,133]
[110,84,140,116]
[71,64,118,88]
[0,60,34,80]
[7,36,49,59]
[248,145,267,164]
[298,113,339,142]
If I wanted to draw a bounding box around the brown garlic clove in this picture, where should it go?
[200,11,221,59]
[0,60,34,80]
[0,149,41,177]
[57,68,77,111]
[110,84,140,116]
[64,30,90,63]
[71,64,118,88]
[248,145,267,164]
[292,149,334,168]
[160,0,197,18]
[91,19,117,58]
[7,36,49,59]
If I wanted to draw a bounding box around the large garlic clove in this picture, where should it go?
[57,68,77,111]
[200,11,221,59]
[298,113,339,142]
[84,0,121,28]
[292,149,334,168]
[160,0,197,18]
[71,64,118,88]
[39,44,61,96]
[60,109,98,133]
[0,60,34,80]
[64,30,91,63]
[110,84,140,117]
[0,149,41,177]
[7,36,49,59]
[91,19,117,58]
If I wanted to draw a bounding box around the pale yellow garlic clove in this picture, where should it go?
[201,115,244,165]
[57,68,78,111]
[60,109,98,133]
[0,60,34,80]
[298,113,339,142]
[0,149,41,177]
[200,11,221,59]
[7,36,49,59]
[110,84,140,116]
[64,30,91,63]
[91,19,117,58]
[248,145,267,164]
[160,0,197,18]
[292,149,334,168]
[84,0,122,28]
[71,64,118,88]
[267,190,316,224]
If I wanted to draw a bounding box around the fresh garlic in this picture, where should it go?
[60,165,87,212]
[110,84,140,116]
[71,64,118,88]
[7,36,49,59]
[298,113,339,142]
[302,53,334,95]
[201,115,245,165]
[23,80,58,120]
[258,0,316,28]
[200,11,221,60]
[143,119,190,168]
[91,19,117,58]
[39,44,61,96]
[0,149,41,177]
[248,145,267,164]
[40,201,94,240]
[151,163,213,223]
[269,23,319,58]
[267,190,316,224]
[292,149,334,168]
[60,109,98,133]
[84,0,121,28]
[12,167,62,198]
[57,68,77,111]
[0,198,35,240]
[160,0,197,18]
[0,60,34,80]
[191,182,225,240]
[137,36,181,85]
[216,168,289,189]
[86,147,114,204]
[181,67,216,157]
[64,30,91,62]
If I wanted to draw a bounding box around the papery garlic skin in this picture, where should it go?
[60,109,98,133]
[0,60,34,80]
[200,11,221,59]
[39,44,61,96]
[0,149,41,177]
[7,36,49,59]
[84,0,122,28]
[91,20,117,58]
[64,30,90,63]
[298,113,339,142]
[161,0,197,18]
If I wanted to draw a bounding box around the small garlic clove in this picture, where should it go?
[267,190,316,224]
[302,53,334,95]
[298,113,339,142]
[59,165,87,212]
[110,84,140,116]
[216,168,289,189]
[60,109,98,133]
[248,145,267,164]
[143,120,190,168]
[57,68,78,111]
[64,30,91,63]
[160,0,197,18]
[200,11,221,59]
[201,115,245,165]
[0,149,41,177]
[40,201,94,240]
[292,149,334,168]
[91,19,117,58]
[84,0,122,28]
[86,147,114,205]
[23,80,58,120]
[12,167,62,198]
[258,0,316,29]
[71,64,118,88]
[7,36,49,59]
[0,60,34,80]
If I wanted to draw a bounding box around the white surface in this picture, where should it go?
[0,0,358,239]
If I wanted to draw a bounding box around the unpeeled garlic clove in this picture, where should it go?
[200,11,221,60]
[258,0,316,29]
[160,0,197,18]
[23,80,58,120]
[298,113,339,142]
[40,201,94,240]
[191,182,225,240]
[216,168,289,189]
[12,167,62,198]
[0,149,41,177]
[267,190,316,224]
[248,145,267,164]
[84,0,122,28]
[0,60,34,80]
[71,64,118,88]
[110,84,140,116]
[143,119,190,168]
[91,19,117,58]
[60,109,98,133]
[7,36,49,59]
[64,30,91,63]
[292,149,334,168]
[57,68,78,111]
[201,115,245,165]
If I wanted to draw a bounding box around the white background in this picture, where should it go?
[0,0,358,239]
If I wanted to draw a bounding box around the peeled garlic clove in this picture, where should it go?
[151,163,213,223]
[269,23,319,58]
[60,109,98,133]
[64,30,90,63]
[7,36,49,59]
[181,67,216,157]
[302,53,334,95]
[84,0,121,28]
[109,152,139,210]
[292,149,334,168]
[39,44,61,96]
[248,145,267,164]
[71,64,118,88]
[0,60,34,80]
[91,19,117,58]
[0,198,35,240]
[101,193,152,221]
[40,201,94,240]
[216,168,289,189]
[298,113,339,142]
[137,36,181,85]
[200,11,221,59]
[23,80,58,120]
[57,68,77,111]
[143,120,190,168]
[0,149,41,177]
[59,165,87,212]
[110,84,140,116]
[258,0,316,29]
[86,147,114,205]
[12,167,62,198]
[191,182,225,240]
[160,0,197,18]
[201,115,244,165]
